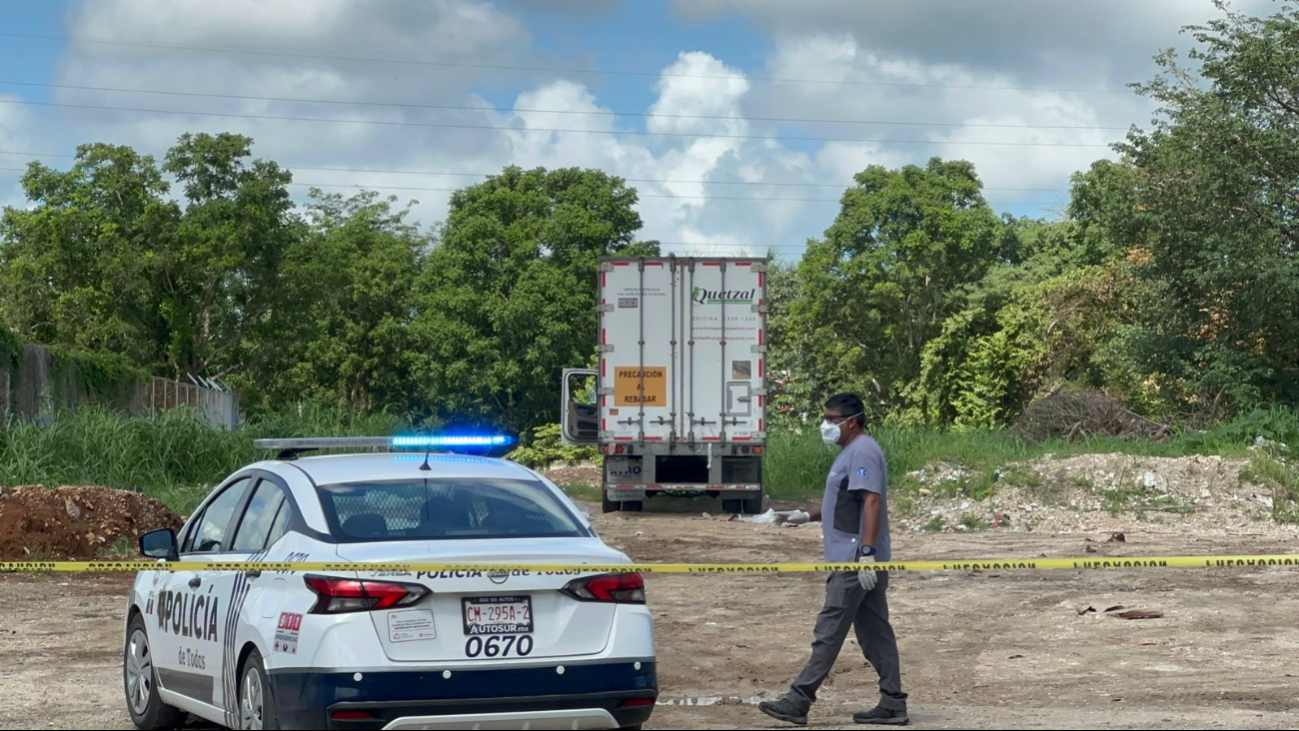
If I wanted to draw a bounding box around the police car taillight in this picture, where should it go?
[561,573,646,604]
[304,576,430,614]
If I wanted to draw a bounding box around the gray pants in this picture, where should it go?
[787,571,908,711]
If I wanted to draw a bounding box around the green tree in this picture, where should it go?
[1108,1,1299,415]
[160,133,300,380]
[914,264,1125,427]
[1067,159,1147,266]
[906,160,1149,428]
[412,166,652,433]
[243,190,431,414]
[765,260,819,428]
[788,158,1004,417]
[0,144,178,364]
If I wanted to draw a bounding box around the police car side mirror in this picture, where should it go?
[140,529,179,561]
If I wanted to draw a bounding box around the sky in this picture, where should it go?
[0,0,1277,259]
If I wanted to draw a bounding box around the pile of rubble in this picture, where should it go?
[897,453,1296,537]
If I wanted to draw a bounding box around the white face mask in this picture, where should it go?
[820,413,863,446]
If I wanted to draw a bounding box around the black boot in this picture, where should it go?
[758,696,810,727]
[853,705,910,725]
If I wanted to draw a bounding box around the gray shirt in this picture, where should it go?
[820,434,891,562]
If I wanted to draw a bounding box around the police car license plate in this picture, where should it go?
[462,596,533,636]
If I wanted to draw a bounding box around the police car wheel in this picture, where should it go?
[123,614,184,730]
[239,650,281,730]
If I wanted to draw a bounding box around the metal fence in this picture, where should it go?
[143,376,240,430]
[0,344,239,429]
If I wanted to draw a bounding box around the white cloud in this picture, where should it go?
[746,34,1128,208]
[6,0,534,231]
[0,97,36,209]
[498,0,624,15]
[487,54,800,253]
[4,0,1196,260]
[8,0,839,257]
[672,0,1274,86]
[0,95,33,151]
[648,52,750,136]
[67,0,528,57]
[814,142,908,183]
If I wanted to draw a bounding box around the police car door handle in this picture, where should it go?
[247,570,262,579]
[188,576,202,589]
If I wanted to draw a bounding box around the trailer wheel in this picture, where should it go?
[602,494,621,513]
[723,497,764,515]
[602,496,644,513]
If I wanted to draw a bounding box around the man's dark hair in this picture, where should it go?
[825,393,866,427]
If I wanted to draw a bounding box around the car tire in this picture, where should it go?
[622,501,644,512]
[742,495,764,514]
[722,498,743,515]
[123,614,185,731]
[239,649,281,730]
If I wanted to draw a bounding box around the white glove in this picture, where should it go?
[774,509,810,526]
[858,551,878,592]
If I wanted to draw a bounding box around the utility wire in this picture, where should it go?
[0,98,1116,148]
[0,32,1133,94]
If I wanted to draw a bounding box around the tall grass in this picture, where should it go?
[764,407,1299,501]
[0,405,407,513]
[4,405,1296,512]
[764,427,1036,501]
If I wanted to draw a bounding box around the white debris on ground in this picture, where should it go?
[734,509,779,524]
[897,452,1299,537]
[908,463,971,491]
[1252,435,1290,453]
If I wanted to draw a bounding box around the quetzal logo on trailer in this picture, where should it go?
[691,286,756,305]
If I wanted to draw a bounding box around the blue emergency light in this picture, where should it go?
[391,434,513,448]
[253,433,515,460]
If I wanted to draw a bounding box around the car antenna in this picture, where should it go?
[419,447,433,471]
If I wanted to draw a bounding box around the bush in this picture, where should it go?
[506,423,600,469]
[1014,389,1171,443]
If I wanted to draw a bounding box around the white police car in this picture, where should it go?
[123,437,657,730]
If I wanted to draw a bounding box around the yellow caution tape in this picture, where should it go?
[2,555,1299,574]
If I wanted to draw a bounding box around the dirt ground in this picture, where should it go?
[3,506,1299,729]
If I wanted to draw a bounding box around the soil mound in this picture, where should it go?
[0,486,182,560]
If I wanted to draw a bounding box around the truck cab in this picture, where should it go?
[562,256,768,515]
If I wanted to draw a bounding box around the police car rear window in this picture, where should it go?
[316,478,590,543]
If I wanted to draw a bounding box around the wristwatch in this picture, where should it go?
[857,545,876,558]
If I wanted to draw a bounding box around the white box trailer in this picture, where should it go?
[562,256,768,514]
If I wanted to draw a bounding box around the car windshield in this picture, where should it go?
[316,478,590,543]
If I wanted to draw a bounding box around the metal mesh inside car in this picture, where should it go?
[317,478,586,542]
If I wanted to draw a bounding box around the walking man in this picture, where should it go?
[759,393,909,726]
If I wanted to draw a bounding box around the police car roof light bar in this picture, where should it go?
[253,435,513,461]
[391,435,512,448]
